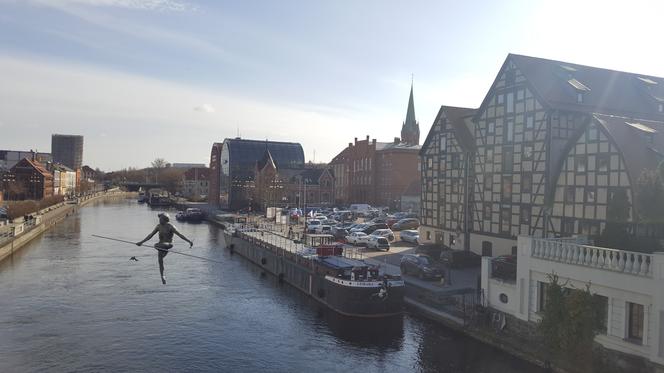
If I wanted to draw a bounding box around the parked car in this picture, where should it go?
[306,219,321,233]
[400,229,419,244]
[289,208,302,218]
[361,223,389,235]
[366,235,390,251]
[400,254,445,280]
[491,255,517,281]
[315,225,333,234]
[331,228,349,242]
[391,218,420,231]
[350,223,370,233]
[371,228,395,242]
[439,249,482,268]
[346,231,370,246]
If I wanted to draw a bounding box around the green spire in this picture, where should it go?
[405,82,416,127]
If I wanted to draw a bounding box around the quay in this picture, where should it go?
[0,189,130,263]
[208,214,552,370]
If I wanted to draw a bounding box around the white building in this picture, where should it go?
[482,236,664,366]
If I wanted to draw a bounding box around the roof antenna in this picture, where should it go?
[313,149,316,163]
[236,124,240,138]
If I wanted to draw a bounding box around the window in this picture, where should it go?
[503,147,514,172]
[587,126,599,141]
[575,155,587,173]
[516,89,524,100]
[659,103,663,113]
[627,302,644,343]
[505,69,516,86]
[565,186,575,203]
[484,203,492,220]
[426,231,431,240]
[523,144,533,160]
[488,122,495,134]
[497,94,504,105]
[451,154,461,169]
[522,173,532,193]
[440,137,446,152]
[500,208,511,234]
[577,92,584,103]
[520,205,531,225]
[597,155,609,172]
[526,113,534,129]
[502,176,512,202]
[486,147,494,162]
[484,174,493,190]
[505,120,514,143]
[538,281,549,312]
[562,218,575,236]
[585,187,596,203]
[506,92,514,113]
[595,295,608,334]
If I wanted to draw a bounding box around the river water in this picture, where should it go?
[0,199,542,372]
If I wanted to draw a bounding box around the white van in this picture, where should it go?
[349,204,372,216]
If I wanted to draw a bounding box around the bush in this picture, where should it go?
[6,201,39,219]
[6,195,65,219]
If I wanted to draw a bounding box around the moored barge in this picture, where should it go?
[223,225,404,318]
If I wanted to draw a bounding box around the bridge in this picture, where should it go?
[120,182,164,192]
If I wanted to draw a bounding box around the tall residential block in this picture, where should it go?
[51,134,84,170]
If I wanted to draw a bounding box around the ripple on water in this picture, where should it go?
[0,200,544,373]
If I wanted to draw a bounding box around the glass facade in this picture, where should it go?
[219,139,304,210]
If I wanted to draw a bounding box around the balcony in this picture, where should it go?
[531,238,652,278]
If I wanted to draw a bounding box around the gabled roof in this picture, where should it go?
[420,105,476,156]
[11,158,52,178]
[592,113,664,185]
[256,149,277,171]
[510,54,664,120]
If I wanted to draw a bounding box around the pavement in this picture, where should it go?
[237,215,481,294]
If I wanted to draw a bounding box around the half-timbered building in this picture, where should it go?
[420,106,476,249]
[421,54,664,256]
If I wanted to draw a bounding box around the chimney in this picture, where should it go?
[394,137,400,144]
[354,137,358,145]
[372,139,376,145]
[348,142,352,148]
[366,135,369,141]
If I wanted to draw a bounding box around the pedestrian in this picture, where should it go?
[136,213,193,285]
[288,226,293,239]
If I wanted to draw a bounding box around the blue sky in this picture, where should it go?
[1,0,663,170]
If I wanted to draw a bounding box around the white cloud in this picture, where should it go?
[24,0,195,11]
[194,104,215,113]
[0,55,381,170]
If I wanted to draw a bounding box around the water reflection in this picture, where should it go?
[0,199,543,373]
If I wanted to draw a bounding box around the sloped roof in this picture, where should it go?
[184,167,209,180]
[420,105,476,155]
[11,158,52,178]
[509,54,664,120]
[592,113,664,184]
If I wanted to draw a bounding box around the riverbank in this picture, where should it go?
[0,190,130,263]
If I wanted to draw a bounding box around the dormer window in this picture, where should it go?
[577,93,584,103]
[659,103,663,113]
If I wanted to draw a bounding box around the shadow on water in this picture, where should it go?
[319,310,405,350]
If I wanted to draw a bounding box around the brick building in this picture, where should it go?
[254,149,334,210]
[181,167,209,199]
[330,84,421,208]
[9,158,53,200]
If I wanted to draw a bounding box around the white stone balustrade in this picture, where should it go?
[531,238,652,277]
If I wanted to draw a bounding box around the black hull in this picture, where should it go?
[223,231,404,318]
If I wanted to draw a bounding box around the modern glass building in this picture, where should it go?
[209,138,304,210]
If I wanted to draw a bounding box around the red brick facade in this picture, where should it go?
[330,136,420,208]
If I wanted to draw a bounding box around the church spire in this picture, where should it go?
[401,80,420,145]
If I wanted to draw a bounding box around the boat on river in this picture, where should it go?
[223,225,404,318]
[176,208,205,223]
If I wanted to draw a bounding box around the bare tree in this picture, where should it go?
[151,158,167,169]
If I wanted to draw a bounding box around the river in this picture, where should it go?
[0,199,542,372]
